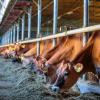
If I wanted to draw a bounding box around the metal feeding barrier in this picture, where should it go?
[0,24,100,48]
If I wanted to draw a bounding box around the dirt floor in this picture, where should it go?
[0,57,100,100]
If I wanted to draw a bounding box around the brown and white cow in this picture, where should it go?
[11,43,35,63]
[21,40,53,66]
[35,34,83,83]
[51,31,100,92]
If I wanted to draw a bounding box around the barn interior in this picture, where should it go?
[0,0,100,100]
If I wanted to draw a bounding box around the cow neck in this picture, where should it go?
[72,40,95,75]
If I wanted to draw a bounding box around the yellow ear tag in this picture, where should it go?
[74,63,83,73]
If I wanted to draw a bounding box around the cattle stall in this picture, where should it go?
[0,0,100,100]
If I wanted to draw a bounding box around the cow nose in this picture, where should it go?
[50,85,60,92]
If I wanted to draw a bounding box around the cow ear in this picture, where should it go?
[74,63,83,73]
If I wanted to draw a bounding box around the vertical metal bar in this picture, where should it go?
[17,20,19,42]
[53,0,58,47]
[37,0,42,56]
[4,33,6,44]
[28,6,32,39]
[9,30,10,44]
[22,14,25,41]
[7,31,9,44]
[12,27,13,43]
[7,31,10,43]
[11,27,13,43]
[4,34,6,44]
[83,0,89,80]
[83,0,89,46]
[9,29,11,43]
[13,24,16,43]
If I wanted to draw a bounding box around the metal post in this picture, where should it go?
[83,0,89,80]
[13,24,16,43]
[4,34,6,44]
[7,31,9,44]
[4,34,6,45]
[53,0,58,47]
[9,29,11,43]
[11,27,13,43]
[83,0,89,46]
[37,0,42,56]
[22,14,25,41]
[17,20,20,42]
[9,30,11,43]
[28,6,32,39]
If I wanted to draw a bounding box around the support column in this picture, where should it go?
[9,29,12,43]
[83,0,89,80]
[28,6,32,39]
[13,24,16,43]
[4,34,6,45]
[17,20,20,42]
[22,14,25,41]
[7,31,9,44]
[83,0,89,46]
[11,27,13,43]
[37,0,42,56]
[53,0,58,47]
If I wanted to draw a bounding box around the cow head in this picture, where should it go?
[33,56,47,72]
[50,61,83,92]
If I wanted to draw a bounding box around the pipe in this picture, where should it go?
[53,0,58,47]
[82,0,89,80]
[22,14,25,41]
[37,0,42,56]
[17,20,19,42]
[28,6,32,39]
[13,24,16,43]
[83,0,89,46]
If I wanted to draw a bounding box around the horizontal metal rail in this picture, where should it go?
[0,24,100,48]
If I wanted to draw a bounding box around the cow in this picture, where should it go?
[34,37,68,70]
[51,31,100,92]
[35,34,83,84]
[21,40,53,67]
[12,43,35,63]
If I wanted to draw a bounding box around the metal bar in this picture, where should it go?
[28,7,32,39]
[17,20,20,42]
[8,30,10,44]
[82,0,89,80]
[7,31,9,44]
[53,0,58,47]
[11,27,13,43]
[0,24,100,47]
[9,29,11,44]
[37,0,42,56]
[13,24,16,43]
[22,14,25,41]
[83,0,89,46]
